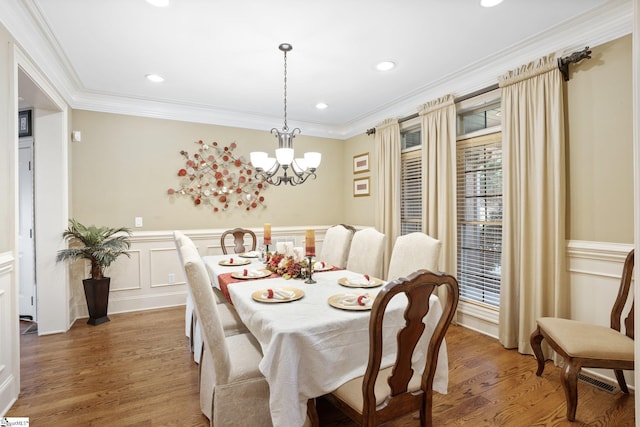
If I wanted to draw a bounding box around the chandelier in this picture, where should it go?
[250,43,321,186]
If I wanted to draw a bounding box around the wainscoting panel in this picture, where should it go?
[109,250,142,292]
[69,226,337,323]
[0,252,19,416]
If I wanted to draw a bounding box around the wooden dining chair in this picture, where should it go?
[386,232,442,281]
[318,224,355,268]
[530,249,635,422]
[315,269,459,427]
[182,247,272,426]
[220,227,257,254]
[346,228,386,279]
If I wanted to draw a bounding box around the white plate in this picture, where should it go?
[252,287,304,303]
[218,258,252,266]
[337,276,383,288]
[239,252,261,258]
[313,263,334,272]
[328,293,373,311]
[231,269,272,280]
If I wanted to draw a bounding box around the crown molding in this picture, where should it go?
[0,0,632,140]
[341,0,633,139]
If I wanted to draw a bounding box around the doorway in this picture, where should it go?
[18,137,36,330]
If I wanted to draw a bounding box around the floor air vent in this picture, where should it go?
[578,373,618,393]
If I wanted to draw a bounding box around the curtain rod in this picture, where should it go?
[365,46,592,136]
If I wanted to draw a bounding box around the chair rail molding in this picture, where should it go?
[68,225,358,323]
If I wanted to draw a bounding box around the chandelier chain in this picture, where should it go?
[283,49,288,131]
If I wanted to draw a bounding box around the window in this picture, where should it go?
[400,128,422,234]
[456,132,502,308]
[457,101,501,135]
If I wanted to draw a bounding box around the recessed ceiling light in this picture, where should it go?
[146,0,169,7]
[376,61,396,72]
[315,102,328,110]
[146,74,164,83]
[480,0,503,7]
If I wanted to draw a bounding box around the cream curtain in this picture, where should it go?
[419,95,457,276]
[374,118,401,278]
[498,54,567,354]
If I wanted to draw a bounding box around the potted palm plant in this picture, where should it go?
[56,219,132,325]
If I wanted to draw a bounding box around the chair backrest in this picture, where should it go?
[346,228,386,279]
[319,224,355,268]
[174,230,198,280]
[362,270,459,426]
[220,228,257,255]
[612,249,635,339]
[386,232,442,281]
[181,244,231,384]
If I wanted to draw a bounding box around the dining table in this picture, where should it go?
[202,254,449,427]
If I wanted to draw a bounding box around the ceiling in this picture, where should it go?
[2,0,632,138]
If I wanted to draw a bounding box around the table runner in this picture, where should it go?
[218,267,343,303]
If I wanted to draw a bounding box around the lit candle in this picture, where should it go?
[264,223,271,244]
[305,229,315,257]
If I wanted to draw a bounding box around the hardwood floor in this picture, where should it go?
[7,306,634,426]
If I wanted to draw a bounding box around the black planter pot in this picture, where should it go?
[83,277,111,326]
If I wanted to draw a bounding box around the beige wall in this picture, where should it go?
[344,35,634,245]
[566,35,633,243]
[342,132,376,226]
[0,25,13,252]
[70,110,345,230]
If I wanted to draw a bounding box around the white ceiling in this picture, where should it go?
[1,0,632,138]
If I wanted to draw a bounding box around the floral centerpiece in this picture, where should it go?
[265,252,309,279]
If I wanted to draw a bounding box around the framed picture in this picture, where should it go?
[353,152,370,174]
[19,110,32,137]
[353,177,370,197]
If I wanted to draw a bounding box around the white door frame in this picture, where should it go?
[14,46,70,335]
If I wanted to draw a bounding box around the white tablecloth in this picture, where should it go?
[226,269,449,427]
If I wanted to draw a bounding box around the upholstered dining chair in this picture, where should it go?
[182,247,272,426]
[346,228,386,279]
[386,232,442,281]
[318,224,356,268]
[220,227,257,254]
[180,243,248,364]
[315,269,459,427]
[530,249,635,422]
[173,231,199,350]
[174,231,230,355]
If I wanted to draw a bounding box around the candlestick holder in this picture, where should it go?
[305,255,316,284]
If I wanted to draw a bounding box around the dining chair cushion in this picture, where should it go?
[332,366,421,409]
[346,228,386,279]
[319,225,355,268]
[536,317,634,361]
[386,232,441,281]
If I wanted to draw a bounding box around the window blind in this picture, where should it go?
[456,133,502,308]
[401,149,422,235]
